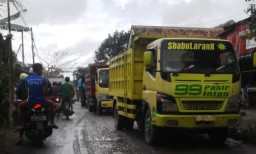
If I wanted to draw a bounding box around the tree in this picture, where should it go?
[39,49,79,78]
[245,0,256,39]
[72,67,88,86]
[94,30,130,64]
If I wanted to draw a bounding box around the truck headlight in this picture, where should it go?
[98,94,110,100]
[157,93,178,113]
[225,93,241,113]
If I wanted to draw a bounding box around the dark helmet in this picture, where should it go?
[65,77,70,82]
[52,81,57,85]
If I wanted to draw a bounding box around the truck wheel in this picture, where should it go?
[97,102,102,115]
[208,128,228,145]
[144,109,158,146]
[136,120,144,131]
[125,118,134,130]
[89,105,93,112]
[114,104,124,130]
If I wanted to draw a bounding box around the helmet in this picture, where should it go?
[29,67,33,73]
[19,73,28,80]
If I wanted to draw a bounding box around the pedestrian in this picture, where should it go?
[79,75,86,106]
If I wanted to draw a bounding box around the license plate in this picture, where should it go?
[195,115,216,122]
[31,115,47,121]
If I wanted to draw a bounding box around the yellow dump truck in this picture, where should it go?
[95,68,113,115]
[109,25,241,145]
[85,64,113,114]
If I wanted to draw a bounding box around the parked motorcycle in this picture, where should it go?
[16,102,56,145]
[56,97,74,119]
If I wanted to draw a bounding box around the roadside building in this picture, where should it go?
[219,17,256,106]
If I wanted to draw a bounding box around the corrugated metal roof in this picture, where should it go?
[130,25,223,37]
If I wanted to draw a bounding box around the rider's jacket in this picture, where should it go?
[25,74,47,104]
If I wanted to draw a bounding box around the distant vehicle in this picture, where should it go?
[48,77,65,85]
[56,97,74,119]
[85,64,113,114]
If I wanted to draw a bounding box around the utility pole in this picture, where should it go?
[7,0,14,105]
[21,30,24,65]
[31,27,35,64]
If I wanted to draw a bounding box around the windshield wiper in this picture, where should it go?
[182,64,195,71]
[216,63,233,71]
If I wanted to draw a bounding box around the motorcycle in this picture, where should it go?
[52,96,61,110]
[16,102,55,145]
[56,97,74,119]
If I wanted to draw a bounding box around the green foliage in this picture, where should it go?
[73,67,88,86]
[245,1,256,39]
[0,64,10,127]
[249,15,256,39]
[94,30,130,63]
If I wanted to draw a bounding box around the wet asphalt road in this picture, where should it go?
[4,102,256,154]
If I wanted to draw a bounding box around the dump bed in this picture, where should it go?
[109,25,223,100]
[85,64,108,97]
[109,49,144,100]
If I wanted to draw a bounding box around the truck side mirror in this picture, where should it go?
[254,52,256,68]
[144,51,153,67]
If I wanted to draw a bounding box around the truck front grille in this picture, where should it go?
[181,101,223,110]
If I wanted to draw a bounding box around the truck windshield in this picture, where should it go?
[99,69,109,88]
[160,40,239,74]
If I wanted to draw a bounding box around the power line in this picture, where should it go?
[11,0,27,27]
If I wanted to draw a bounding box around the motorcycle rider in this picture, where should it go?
[60,77,75,112]
[51,81,61,97]
[15,73,29,131]
[16,63,58,144]
[16,73,29,101]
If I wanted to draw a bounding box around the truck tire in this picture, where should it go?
[136,120,144,131]
[89,105,93,112]
[114,104,124,130]
[97,101,102,115]
[208,128,228,145]
[144,109,158,146]
[124,118,134,130]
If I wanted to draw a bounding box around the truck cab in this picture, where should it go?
[143,38,241,144]
[95,68,113,115]
[85,64,113,113]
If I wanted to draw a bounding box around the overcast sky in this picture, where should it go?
[0,0,250,72]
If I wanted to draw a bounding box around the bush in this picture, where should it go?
[0,65,10,127]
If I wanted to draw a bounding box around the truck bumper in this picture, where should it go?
[153,114,241,128]
[100,100,113,108]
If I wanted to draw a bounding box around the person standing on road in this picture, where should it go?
[78,78,82,101]
[78,75,86,106]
